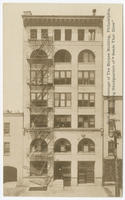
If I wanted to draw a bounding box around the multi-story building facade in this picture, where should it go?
[3,112,24,183]
[103,96,122,186]
[22,10,104,187]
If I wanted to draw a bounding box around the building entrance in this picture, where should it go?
[54,161,71,186]
[78,161,94,184]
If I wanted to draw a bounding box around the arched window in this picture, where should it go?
[78,138,95,152]
[54,50,71,63]
[54,138,71,152]
[78,50,95,63]
[30,49,48,59]
[30,139,48,153]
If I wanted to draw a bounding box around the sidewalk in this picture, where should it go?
[19,185,114,197]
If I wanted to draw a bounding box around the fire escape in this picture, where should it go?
[25,32,54,189]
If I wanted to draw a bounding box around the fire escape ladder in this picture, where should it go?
[27,34,54,188]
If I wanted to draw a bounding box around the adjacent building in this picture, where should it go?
[3,112,23,182]
[103,96,122,186]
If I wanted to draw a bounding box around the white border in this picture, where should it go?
[0,1,124,200]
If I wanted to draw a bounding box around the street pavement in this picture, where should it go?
[19,185,116,197]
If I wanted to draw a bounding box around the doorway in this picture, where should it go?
[78,161,94,184]
[54,161,71,186]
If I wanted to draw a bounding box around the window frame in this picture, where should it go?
[78,115,95,128]
[108,99,115,114]
[54,70,71,85]
[78,93,95,107]
[4,142,10,155]
[54,93,71,107]
[4,122,10,135]
[78,71,95,85]
[30,29,37,40]
[54,115,71,128]
[65,29,72,41]
[54,29,61,41]
[78,29,85,41]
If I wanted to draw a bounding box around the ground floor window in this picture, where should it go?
[30,161,47,176]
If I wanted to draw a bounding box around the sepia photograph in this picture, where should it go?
[3,2,123,197]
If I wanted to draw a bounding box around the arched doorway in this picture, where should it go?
[3,166,17,183]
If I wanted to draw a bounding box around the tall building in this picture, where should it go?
[22,10,104,187]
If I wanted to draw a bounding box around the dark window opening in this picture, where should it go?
[54,50,71,63]
[78,71,95,85]
[78,115,95,128]
[78,29,85,41]
[65,29,72,41]
[108,99,115,114]
[31,93,47,106]
[78,50,95,63]
[4,122,10,135]
[30,115,48,128]
[108,140,114,156]
[30,70,48,86]
[55,93,71,107]
[30,139,48,153]
[78,138,95,152]
[54,29,61,41]
[30,161,47,176]
[4,142,10,155]
[78,93,95,107]
[54,71,71,84]
[54,139,71,152]
[54,115,71,128]
[30,29,37,40]
[41,29,48,38]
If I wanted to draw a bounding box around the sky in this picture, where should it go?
[3,3,123,112]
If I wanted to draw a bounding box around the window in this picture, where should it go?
[4,122,10,135]
[30,139,48,153]
[78,29,85,41]
[89,29,96,41]
[31,70,48,85]
[65,29,72,41]
[78,71,95,85]
[30,115,48,128]
[54,70,71,84]
[54,139,71,152]
[55,93,71,107]
[54,29,61,41]
[78,50,95,63]
[108,119,115,132]
[108,140,114,155]
[41,29,48,38]
[30,29,37,40]
[78,93,95,107]
[54,115,71,128]
[4,142,10,155]
[78,115,95,128]
[30,49,48,59]
[108,99,115,114]
[30,161,47,176]
[54,50,71,62]
[78,138,95,152]
[31,93,48,106]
